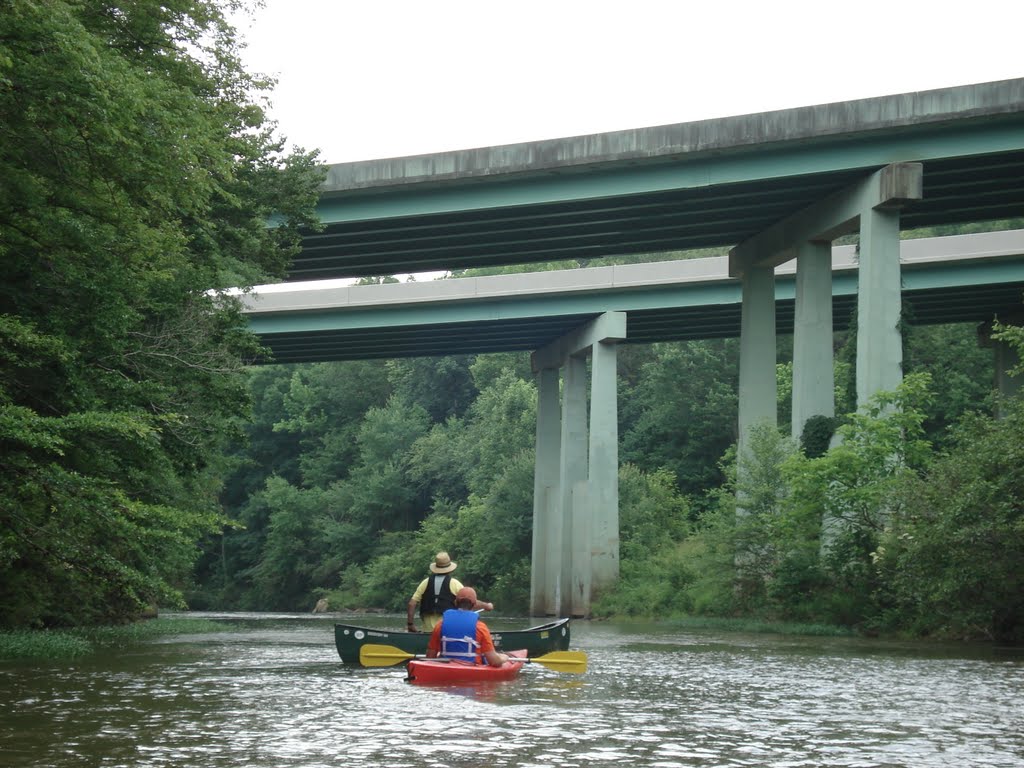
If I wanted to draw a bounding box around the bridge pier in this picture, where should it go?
[979,313,1024,417]
[589,336,620,597]
[530,367,561,615]
[792,240,835,438]
[994,330,1024,405]
[530,312,625,617]
[730,163,923,457]
[558,355,588,615]
[856,207,904,407]
[738,265,778,458]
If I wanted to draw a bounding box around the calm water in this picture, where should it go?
[1,613,1022,767]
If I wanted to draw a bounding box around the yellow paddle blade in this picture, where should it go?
[526,650,588,674]
[358,643,588,674]
[359,643,416,667]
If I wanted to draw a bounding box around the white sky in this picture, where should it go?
[235,0,1022,164]
[233,0,1022,288]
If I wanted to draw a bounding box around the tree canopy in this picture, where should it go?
[190,312,1023,642]
[0,0,323,627]
[3,1,1020,643]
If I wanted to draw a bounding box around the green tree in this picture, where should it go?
[247,477,327,610]
[884,400,1024,641]
[0,0,323,627]
[621,340,739,499]
[342,364,540,611]
[316,398,433,561]
[778,374,934,626]
[274,361,391,489]
[386,356,478,422]
[458,368,538,495]
[189,365,302,608]
[882,321,1024,640]
[591,465,693,617]
[903,323,993,444]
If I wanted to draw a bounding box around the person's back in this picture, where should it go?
[427,587,509,667]
[407,551,493,632]
[438,607,480,662]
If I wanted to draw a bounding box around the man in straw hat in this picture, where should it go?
[406,551,494,632]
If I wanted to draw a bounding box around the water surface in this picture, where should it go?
[1,613,1021,767]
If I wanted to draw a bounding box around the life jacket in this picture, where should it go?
[420,574,455,617]
[439,609,481,663]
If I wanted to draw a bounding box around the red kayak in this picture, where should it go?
[407,649,527,684]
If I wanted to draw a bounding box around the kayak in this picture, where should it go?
[406,649,527,684]
[334,617,570,664]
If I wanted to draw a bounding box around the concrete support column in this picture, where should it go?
[995,335,1023,420]
[569,480,591,618]
[980,314,1024,418]
[729,162,921,419]
[587,339,620,602]
[738,265,778,459]
[857,207,903,406]
[792,240,835,439]
[556,354,588,617]
[530,366,561,616]
[532,312,625,617]
[995,335,1023,405]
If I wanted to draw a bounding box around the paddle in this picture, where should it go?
[359,643,587,674]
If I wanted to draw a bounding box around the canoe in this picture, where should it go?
[406,649,527,684]
[334,617,570,664]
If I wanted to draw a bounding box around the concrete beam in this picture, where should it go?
[729,163,923,277]
[531,311,627,372]
[320,80,1024,191]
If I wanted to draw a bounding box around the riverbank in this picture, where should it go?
[0,616,228,660]
[654,615,855,637]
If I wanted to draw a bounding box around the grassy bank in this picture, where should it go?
[606,614,856,637]
[0,616,229,661]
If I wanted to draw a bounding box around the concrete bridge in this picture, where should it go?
[247,78,1024,617]
[244,229,1024,615]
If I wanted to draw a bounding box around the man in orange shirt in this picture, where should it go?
[426,587,509,667]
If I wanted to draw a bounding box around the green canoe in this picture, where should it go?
[335,617,571,664]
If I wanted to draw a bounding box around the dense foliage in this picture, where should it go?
[0,0,323,627]
[2,1,1020,643]
[193,308,1023,642]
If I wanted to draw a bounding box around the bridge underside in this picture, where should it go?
[294,152,1024,281]
[249,79,1024,617]
[247,229,1024,618]
[252,251,1024,363]
[290,81,1024,281]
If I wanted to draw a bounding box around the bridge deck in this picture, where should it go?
[289,79,1024,281]
[244,230,1024,363]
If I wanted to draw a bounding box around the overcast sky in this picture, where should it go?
[233,0,1022,165]
[232,0,1021,288]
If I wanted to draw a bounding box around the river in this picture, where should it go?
[1,612,1021,767]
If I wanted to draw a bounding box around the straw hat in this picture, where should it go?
[429,551,457,574]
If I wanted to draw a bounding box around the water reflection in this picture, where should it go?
[0,613,1022,767]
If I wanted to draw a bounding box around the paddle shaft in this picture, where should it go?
[359,643,586,673]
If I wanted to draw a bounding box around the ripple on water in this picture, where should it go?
[0,617,1021,767]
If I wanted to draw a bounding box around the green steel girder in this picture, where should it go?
[313,121,1024,225]
[250,256,1024,364]
[288,117,1024,281]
